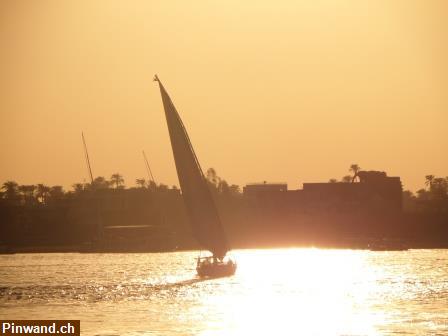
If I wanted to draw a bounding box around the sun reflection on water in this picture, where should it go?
[198,249,386,336]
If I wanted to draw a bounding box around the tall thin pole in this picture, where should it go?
[143,150,156,184]
[82,132,94,184]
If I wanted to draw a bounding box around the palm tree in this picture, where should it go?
[206,168,220,187]
[349,164,361,182]
[18,185,27,200]
[72,183,84,194]
[136,178,146,188]
[431,177,448,199]
[48,186,64,200]
[110,173,124,189]
[18,184,37,204]
[36,184,50,204]
[1,181,19,200]
[425,175,435,190]
[92,176,110,189]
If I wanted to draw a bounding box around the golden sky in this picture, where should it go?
[1,0,447,192]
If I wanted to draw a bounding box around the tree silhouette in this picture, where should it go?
[158,183,169,192]
[36,184,50,204]
[402,190,417,212]
[110,173,125,189]
[229,184,241,195]
[1,181,19,200]
[92,176,110,189]
[136,178,146,188]
[349,164,361,182]
[341,175,352,183]
[72,183,84,194]
[416,188,429,200]
[431,177,448,199]
[148,180,157,192]
[18,185,37,204]
[206,168,220,187]
[425,175,435,190]
[329,178,337,183]
[48,186,64,201]
[218,180,230,194]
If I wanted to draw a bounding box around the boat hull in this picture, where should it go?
[196,261,237,278]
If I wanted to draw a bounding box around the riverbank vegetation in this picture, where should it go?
[1,169,447,252]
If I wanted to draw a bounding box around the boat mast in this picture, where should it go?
[142,150,156,184]
[82,132,94,184]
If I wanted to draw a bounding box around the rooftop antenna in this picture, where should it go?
[143,150,156,184]
[82,132,94,184]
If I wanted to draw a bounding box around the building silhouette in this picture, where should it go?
[243,170,403,215]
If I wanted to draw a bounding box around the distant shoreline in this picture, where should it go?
[2,241,447,255]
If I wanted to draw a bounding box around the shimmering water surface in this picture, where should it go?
[0,249,447,335]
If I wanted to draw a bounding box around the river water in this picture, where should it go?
[0,249,447,335]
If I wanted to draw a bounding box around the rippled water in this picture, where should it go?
[0,249,447,335]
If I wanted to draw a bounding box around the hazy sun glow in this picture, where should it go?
[1,1,447,191]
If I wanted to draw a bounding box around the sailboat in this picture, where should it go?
[154,75,237,277]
